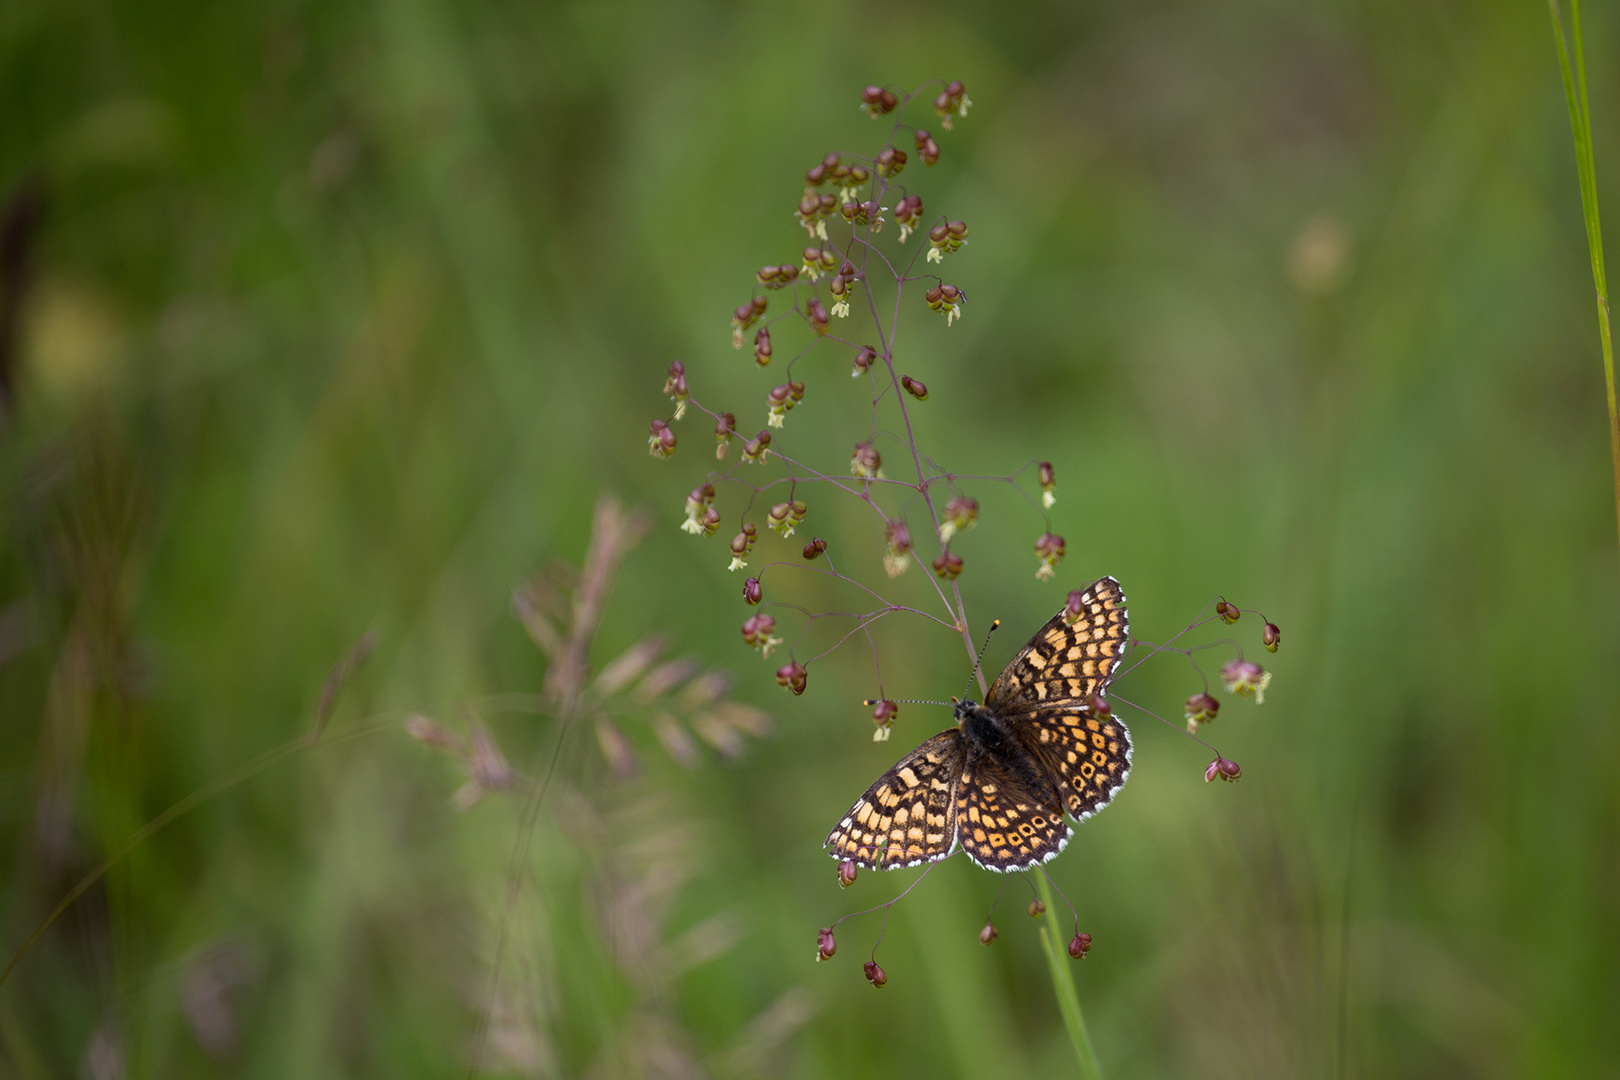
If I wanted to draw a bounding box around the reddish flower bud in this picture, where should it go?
[1215,599,1240,624]
[851,440,882,479]
[884,521,912,578]
[838,859,858,888]
[871,698,897,741]
[1263,622,1281,652]
[776,661,808,695]
[1034,532,1066,581]
[941,495,979,540]
[979,922,998,946]
[663,361,688,413]
[1220,658,1271,702]
[1184,692,1219,732]
[1087,693,1110,717]
[817,926,837,960]
[901,375,928,400]
[1038,460,1056,507]
[864,961,887,988]
[860,85,898,116]
[915,129,940,165]
[932,551,964,580]
[876,146,907,177]
[741,429,772,465]
[743,577,762,604]
[807,297,830,335]
[1028,899,1046,919]
[803,537,827,560]
[1068,931,1092,959]
[1206,756,1242,783]
[753,327,773,367]
[1065,589,1087,624]
[741,614,780,656]
[852,345,879,376]
[648,419,676,458]
[925,283,963,323]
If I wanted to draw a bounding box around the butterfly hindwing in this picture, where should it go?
[825,730,964,870]
[1011,706,1133,821]
[954,747,1072,872]
[986,576,1129,710]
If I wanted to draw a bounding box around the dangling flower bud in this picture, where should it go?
[934,79,971,129]
[1027,899,1046,919]
[767,499,807,537]
[1034,532,1066,581]
[741,430,772,465]
[1215,599,1240,624]
[663,360,689,419]
[1263,622,1281,652]
[1184,692,1220,732]
[863,961,887,988]
[939,495,978,541]
[850,440,883,479]
[876,146,907,177]
[807,296,830,335]
[871,698,898,742]
[915,129,940,166]
[1087,693,1110,718]
[979,922,998,946]
[802,537,827,560]
[1038,461,1056,508]
[860,85,899,117]
[681,484,718,535]
[1064,589,1087,624]
[894,194,924,241]
[852,345,879,377]
[932,551,964,580]
[741,613,781,657]
[884,521,912,577]
[756,263,799,290]
[1205,756,1242,783]
[731,296,767,347]
[900,375,928,400]
[817,926,837,961]
[925,283,963,325]
[743,577,762,605]
[1220,658,1271,703]
[795,192,836,240]
[1068,931,1092,959]
[714,413,736,459]
[753,327,773,367]
[766,384,793,428]
[728,523,758,571]
[838,859,858,888]
[648,419,676,458]
[802,245,837,281]
[776,661,808,695]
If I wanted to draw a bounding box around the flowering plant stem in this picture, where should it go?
[1548,0,1620,558]
[1034,872,1105,1080]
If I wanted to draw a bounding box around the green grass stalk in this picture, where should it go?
[1034,872,1105,1080]
[1548,0,1620,557]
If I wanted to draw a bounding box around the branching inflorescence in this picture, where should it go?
[647,81,1281,990]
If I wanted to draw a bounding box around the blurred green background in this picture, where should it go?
[3,0,1618,1077]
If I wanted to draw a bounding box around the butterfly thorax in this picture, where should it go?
[954,698,1059,809]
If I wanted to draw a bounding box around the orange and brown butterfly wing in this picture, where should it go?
[953,747,1072,871]
[825,730,965,870]
[986,576,1129,710]
[1011,706,1133,822]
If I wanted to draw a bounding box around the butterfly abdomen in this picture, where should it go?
[957,701,1061,811]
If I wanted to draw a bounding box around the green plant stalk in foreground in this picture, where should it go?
[1548,0,1620,557]
[1035,872,1105,1080]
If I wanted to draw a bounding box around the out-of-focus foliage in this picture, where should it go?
[2,0,1617,1077]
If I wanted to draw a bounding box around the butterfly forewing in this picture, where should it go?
[955,749,1072,871]
[825,730,964,870]
[1011,707,1133,820]
[986,576,1129,710]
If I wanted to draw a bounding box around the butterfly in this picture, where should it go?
[825,576,1132,873]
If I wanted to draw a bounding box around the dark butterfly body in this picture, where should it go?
[825,576,1132,873]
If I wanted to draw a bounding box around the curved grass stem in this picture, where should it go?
[1034,872,1105,1080]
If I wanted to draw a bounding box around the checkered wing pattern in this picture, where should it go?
[986,576,1129,710]
[1013,707,1133,821]
[824,730,964,870]
[954,749,1072,871]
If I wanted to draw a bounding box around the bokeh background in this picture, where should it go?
[3,1,1618,1077]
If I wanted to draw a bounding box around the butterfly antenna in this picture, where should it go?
[962,619,1001,699]
[862,697,955,707]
